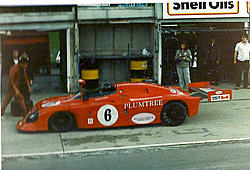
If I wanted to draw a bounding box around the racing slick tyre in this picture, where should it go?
[25,100,33,111]
[11,100,33,116]
[11,101,23,116]
[48,112,75,132]
[161,101,187,126]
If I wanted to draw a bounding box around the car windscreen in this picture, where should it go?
[72,84,116,99]
[87,85,116,98]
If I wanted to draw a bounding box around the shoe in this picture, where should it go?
[235,86,239,90]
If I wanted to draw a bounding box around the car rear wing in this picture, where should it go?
[188,82,232,102]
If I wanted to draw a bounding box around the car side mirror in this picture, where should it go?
[78,79,87,100]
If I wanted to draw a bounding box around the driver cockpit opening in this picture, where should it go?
[73,83,117,100]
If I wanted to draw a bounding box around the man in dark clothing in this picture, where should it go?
[21,52,33,85]
[10,50,33,85]
[204,38,222,85]
[11,49,19,65]
[1,55,31,116]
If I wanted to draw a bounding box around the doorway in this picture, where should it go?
[161,22,244,86]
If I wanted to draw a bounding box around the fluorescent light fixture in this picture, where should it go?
[161,24,178,27]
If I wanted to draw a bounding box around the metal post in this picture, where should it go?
[66,28,71,93]
[127,43,130,82]
[74,22,80,92]
[158,23,162,85]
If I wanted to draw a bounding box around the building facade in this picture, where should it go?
[0,2,249,93]
[159,1,250,85]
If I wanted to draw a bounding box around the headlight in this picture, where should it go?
[26,111,39,123]
[41,101,60,108]
[18,120,22,126]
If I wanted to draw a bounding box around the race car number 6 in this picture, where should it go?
[97,105,118,126]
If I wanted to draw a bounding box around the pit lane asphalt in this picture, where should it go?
[3,142,250,170]
[1,83,250,159]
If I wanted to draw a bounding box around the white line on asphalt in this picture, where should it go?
[2,137,250,158]
[2,151,64,158]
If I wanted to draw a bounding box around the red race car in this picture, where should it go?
[17,81,231,132]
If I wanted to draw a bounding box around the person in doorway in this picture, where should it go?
[175,41,192,91]
[1,54,31,117]
[204,37,222,85]
[22,52,33,86]
[10,50,33,85]
[233,33,250,90]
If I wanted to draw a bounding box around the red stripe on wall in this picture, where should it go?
[3,36,47,45]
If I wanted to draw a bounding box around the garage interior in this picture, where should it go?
[79,23,155,87]
[161,22,245,86]
[1,30,68,92]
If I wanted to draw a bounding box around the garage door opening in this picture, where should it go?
[161,22,245,86]
[1,30,67,93]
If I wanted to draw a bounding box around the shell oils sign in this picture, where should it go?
[247,1,250,13]
[163,1,249,19]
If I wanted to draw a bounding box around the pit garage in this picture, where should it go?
[160,1,250,86]
[0,5,76,93]
[161,22,245,85]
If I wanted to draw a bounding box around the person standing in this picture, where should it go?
[1,55,31,116]
[175,42,192,91]
[10,50,33,85]
[21,52,33,86]
[234,33,250,90]
[204,37,222,85]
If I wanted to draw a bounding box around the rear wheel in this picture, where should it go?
[161,101,187,126]
[48,112,75,132]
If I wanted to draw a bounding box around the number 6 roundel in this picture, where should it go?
[97,105,119,126]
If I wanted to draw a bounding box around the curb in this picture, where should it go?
[2,137,250,159]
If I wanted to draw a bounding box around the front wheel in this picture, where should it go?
[161,101,187,126]
[48,112,75,132]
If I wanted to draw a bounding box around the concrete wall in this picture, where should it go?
[79,23,156,85]
[79,24,154,56]
[77,6,154,20]
[0,12,74,25]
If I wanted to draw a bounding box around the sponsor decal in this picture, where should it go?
[124,100,163,109]
[97,105,118,126]
[95,96,109,101]
[88,118,93,124]
[130,96,162,102]
[41,101,60,107]
[169,87,184,95]
[215,91,223,95]
[211,94,230,101]
[131,113,156,124]
[199,88,215,93]
[247,1,250,14]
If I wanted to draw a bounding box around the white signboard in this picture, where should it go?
[211,94,230,101]
[163,0,250,19]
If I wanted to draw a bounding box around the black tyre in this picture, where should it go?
[161,101,187,126]
[11,101,23,116]
[11,100,33,116]
[25,100,33,111]
[48,112,75,132]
